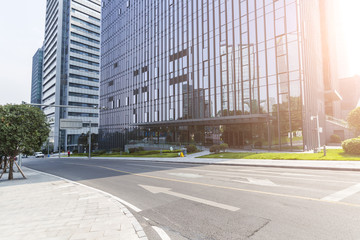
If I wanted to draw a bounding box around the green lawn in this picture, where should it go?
[197,149,360,160]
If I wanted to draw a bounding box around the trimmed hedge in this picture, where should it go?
[330,134,341,143]
[342,137,360,155]
[219,143,229,152]
[210,145,221,154]
[185,144,198,153]
[210,143,228,153]
[94,150,106,155]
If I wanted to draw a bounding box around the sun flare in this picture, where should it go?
[339,0,360,76]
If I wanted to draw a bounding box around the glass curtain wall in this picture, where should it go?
[100,0,304,151]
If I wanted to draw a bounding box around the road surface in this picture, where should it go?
[23,157,360,240]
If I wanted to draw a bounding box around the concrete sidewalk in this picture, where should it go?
[0,168,147,240]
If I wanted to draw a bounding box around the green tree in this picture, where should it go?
[78,133,98,153]
[348,107,360,134]
[0,104,50,180]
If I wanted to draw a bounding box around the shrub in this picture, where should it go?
[134,150,158,155]
[210,145,221,154]
[330,134,341,143]
[72,149,78,154]
[219,143,229,152]
[138,147,144,151]
[128,148,138,154]
[94,150,106,155]
[342,137,360,155]
[111,148,121,152]
[186,144,198,153]
[162,149,181,153]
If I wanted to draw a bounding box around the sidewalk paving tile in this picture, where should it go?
[0,168,147,240]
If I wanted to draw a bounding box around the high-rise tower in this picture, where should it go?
[42,0,101,151]
[31,48,44,107]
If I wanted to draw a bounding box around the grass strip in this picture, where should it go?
[197,149,360,161]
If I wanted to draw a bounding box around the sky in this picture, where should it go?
[0,1,46,105]
[338,0,360,77]
[0,0,359,105]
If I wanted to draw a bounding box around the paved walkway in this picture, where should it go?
[0,168,147,240]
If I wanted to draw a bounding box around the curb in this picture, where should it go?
[25,167,148,240]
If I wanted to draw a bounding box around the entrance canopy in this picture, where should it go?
[133,114,272,128]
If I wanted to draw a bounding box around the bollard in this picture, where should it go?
[323,145,326,157]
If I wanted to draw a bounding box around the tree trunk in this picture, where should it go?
[8,158,14,180]
[3,159,7,173]
[0,157,2,169]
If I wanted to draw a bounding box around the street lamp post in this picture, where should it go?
[87,121,92,160]
[311,115,321,150]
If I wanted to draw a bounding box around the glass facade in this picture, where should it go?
[100,0,327,151]
[31,48,44,107]
[42,0,101,151]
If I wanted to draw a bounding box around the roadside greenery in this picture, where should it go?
[348,107,360,133]
[198,149,360,160]
[0,104,50,179]
[210,143,229,153]
[72,149,183,158]
[71,144,200,158]
[342,137,360,155]
[329,134,341,143]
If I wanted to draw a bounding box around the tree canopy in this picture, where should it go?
[347,107,360,133]
[0,104,50,179]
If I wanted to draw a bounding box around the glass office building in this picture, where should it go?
[42,0,101,151]
[31,48,44,107]
[100,0,331,151]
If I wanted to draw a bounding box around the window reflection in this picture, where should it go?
[100,0,304,151]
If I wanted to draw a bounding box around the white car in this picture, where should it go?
[35,152,45,158]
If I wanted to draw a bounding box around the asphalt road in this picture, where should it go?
[23,157,360,240]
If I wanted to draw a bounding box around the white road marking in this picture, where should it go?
[321,183,360,202]
[79,196,100,200]
[167,173,202,178]
[55,184,74,189]
[280,173,317,177]
[187,168,358,184]
[139,184,239,212]
[228,169,317,177]
[233,177,278,187]
[126,163,174,169]
[152,226,171,240]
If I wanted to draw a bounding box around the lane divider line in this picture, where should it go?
[63,162,360,208]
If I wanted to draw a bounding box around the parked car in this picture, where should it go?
[35,152,45,158]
